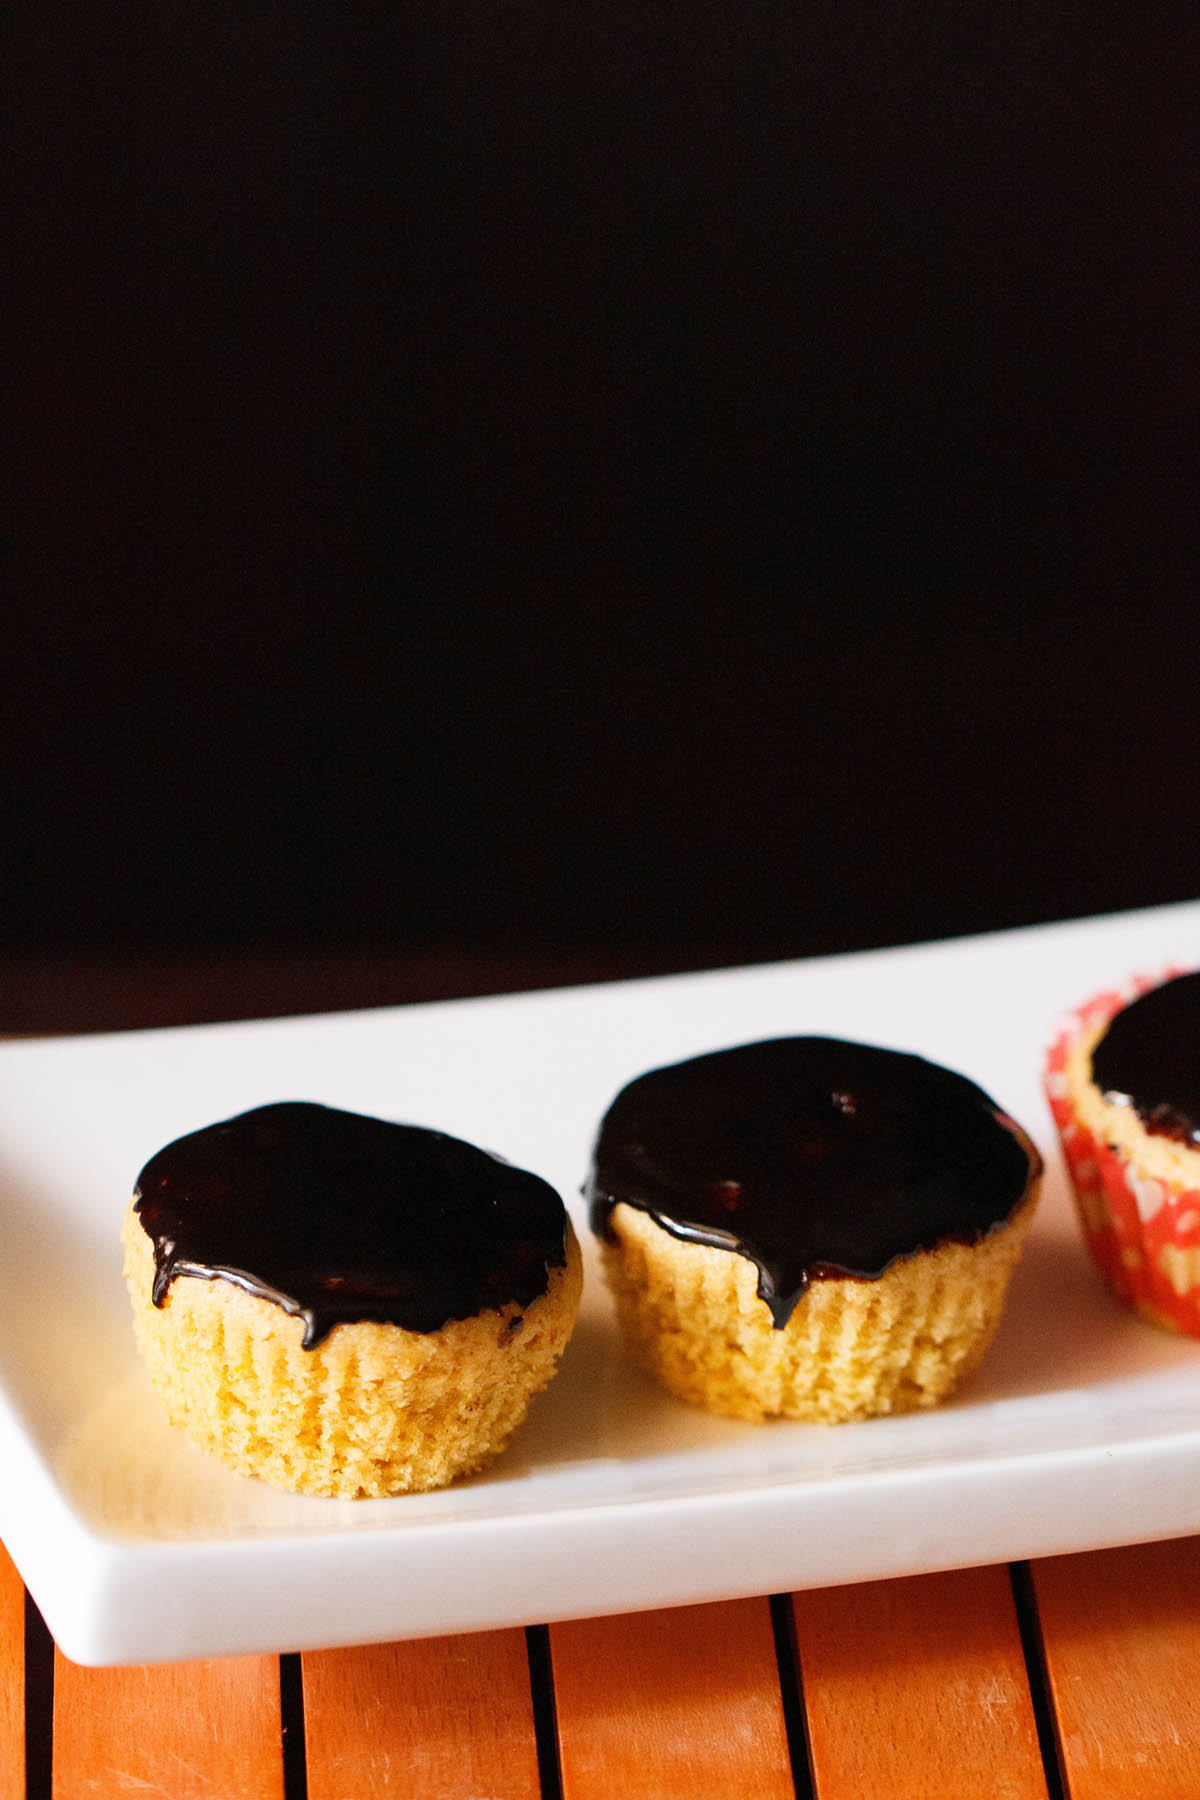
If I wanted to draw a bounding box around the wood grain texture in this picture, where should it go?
[302,1630,540,1800]
[52,1652,284,1800]
[1032,1537,1200,1800]
[0,1546,22,1800]
[792,1566,1048,1800]
[550,1599,794,1800]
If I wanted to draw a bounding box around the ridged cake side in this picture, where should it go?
[600,1192,1037,1423]
[123,1202,582,1496]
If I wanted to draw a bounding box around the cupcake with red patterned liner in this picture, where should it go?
[1045,968,1200,1334]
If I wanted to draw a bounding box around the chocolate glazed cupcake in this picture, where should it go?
[587,1039,1041,1423]
[1047,970,1200,1335]
[123,1102,582,1496]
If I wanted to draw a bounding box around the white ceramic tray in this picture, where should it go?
[2,901,1200,1666]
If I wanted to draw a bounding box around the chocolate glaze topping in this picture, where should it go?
[134,1102,568,1347]
[587,1038,1039,1328]
[1091,972,1200,1144]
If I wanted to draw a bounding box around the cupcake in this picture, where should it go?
[123,1102,582,1496]
[586,1038,1041,1423]
[1046,968,1200,1335]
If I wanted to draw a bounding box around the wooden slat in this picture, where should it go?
[550,1599,794,1800]
[302,1630,541,1800]
[0,1546,22,1800]
[1032,1537,1200,1800]
[792,1566,1048,1800]
[52,1652,284,1800]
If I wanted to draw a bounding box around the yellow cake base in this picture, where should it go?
[600,1191,1038,1423]
[122,1203,582,1496]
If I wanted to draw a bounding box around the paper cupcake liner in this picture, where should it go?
[602,1191,1035,1422]
[1045,970,1200,1336]
[123,1204,583,1495]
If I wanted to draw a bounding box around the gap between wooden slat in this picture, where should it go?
[301,1630,541,1800]
[1009,1564,1067,1800]
[22,1594,53,1800]
[769,1594,816,1800]
[1031,1537,1200,1800]
[280,1653,308,1800]
[791,1565,1049,1800]
[52,1651,285,1800]
[0,1545,24,1800]
[550,1598,795,1800]
[526,1624,564,1800]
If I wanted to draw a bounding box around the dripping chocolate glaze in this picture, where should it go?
[1090,971,1200,1145]
[134,1102,569,1347]
[586,1038,1040,1328]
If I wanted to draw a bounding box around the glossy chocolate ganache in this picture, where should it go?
[1090,971,1200,1145]
[134,1101,569,1347]
[587,1038,1040,1328]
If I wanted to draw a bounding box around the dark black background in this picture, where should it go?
[7,3,1196,962]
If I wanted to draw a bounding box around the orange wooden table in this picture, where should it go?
[4,948,1199,1799]
[7,1537,1200,1799]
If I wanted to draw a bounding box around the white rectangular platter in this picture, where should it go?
[2,900,1199,1666]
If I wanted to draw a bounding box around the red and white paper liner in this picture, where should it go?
[1045,970,1200,1336]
